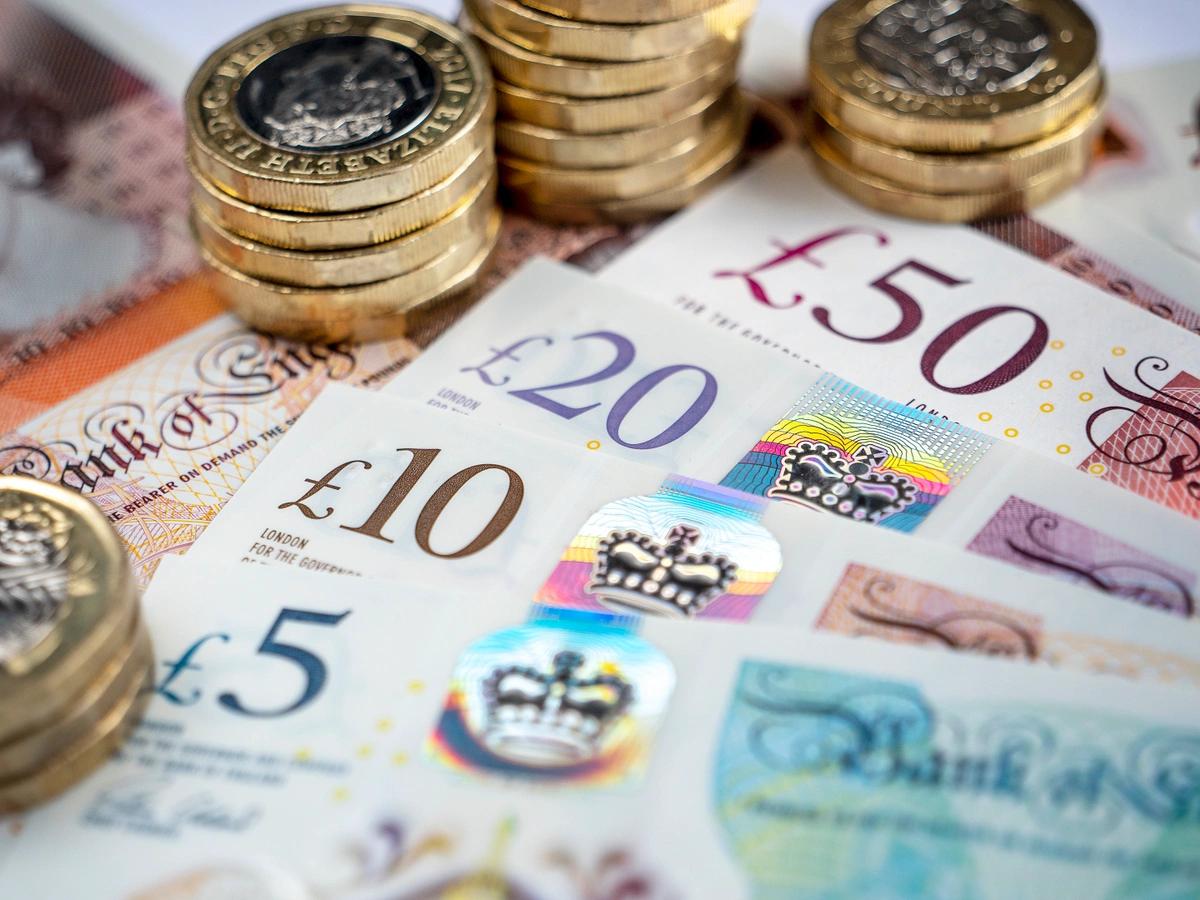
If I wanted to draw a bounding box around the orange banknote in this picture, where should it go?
[0,315,418,584]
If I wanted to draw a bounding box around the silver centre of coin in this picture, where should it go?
[244,37,438,152]
[0,495,74,664]
[856,0,1052,97]
[265,47,427,150]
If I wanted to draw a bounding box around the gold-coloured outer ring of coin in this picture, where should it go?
[202,211,502,342]
[0,645,151,813]
[507,122,745,224]
[186,6,494,212]
[462,6,736,98]
[500,97,748,203]
[496,59,734,133]
[195,175,496,287]
[189,145,495,251]
[809,0,1101,151]
[0,477,138,745]
[497,86,740,168]
[0,614,149,782]
[808,125,1095,222]
[810,83,1107,195]
[465,0,755,62]
[522,0,728,25]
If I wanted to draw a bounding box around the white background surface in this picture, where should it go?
[38,0,1200,99]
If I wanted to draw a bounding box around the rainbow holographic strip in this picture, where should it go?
[426,608,674,787]
[536,475,783,621]
[721,375,994,533]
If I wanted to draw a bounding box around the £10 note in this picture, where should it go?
[383,259,1200,619]
[186,383,680,611]
[603,147,1200,520]
[3,559,1197,898]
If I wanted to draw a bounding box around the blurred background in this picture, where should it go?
[38,0,1200,99]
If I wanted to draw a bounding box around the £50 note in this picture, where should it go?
[603,147,1200,520]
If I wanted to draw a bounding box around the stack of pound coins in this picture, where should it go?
[0,478,152,813]
[462,0,758,224]
[807,0,1106,223]
[185,5,500,342]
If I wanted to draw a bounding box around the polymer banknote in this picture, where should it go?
[747,508,1200,687]
[603,147,1200,519]
[381,259,1200,619]
[185,384,668,597]
[185,365,1200,671]
[1,559,1195,898]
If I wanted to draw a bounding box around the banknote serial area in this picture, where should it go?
[4,0,1200,895]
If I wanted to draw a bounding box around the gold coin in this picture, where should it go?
[810,82,1106,195]
[500,97,748,203]
[194,174,496,287]
[0,639,150,814]
[808,122,1095,222]
[189,145,495,250]
[186,6,494,212]
[507,126,744,224]
[465,0,755,62]
[462,5,736,98]
[810,0,1101,151]
[522,0,728,24]
[0,477,137,745]
[202,210,502,342]
[497,86,739,168]
[496,57,734,133]
[0,612,148,782]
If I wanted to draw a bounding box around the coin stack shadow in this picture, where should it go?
[185,8,499,342]
[0,478,152,813]
[462,0,757,224]
[806,0,1106,223]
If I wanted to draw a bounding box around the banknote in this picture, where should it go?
[383,259,1200,618]
[746,506,1200,686]
[0,316,417,584]
[184,383,670,600]
[602,147,1200,519]
[0,0,223,428]
[530,469,1200,683]
[385,259,817,472]
[2,558,1196,898]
